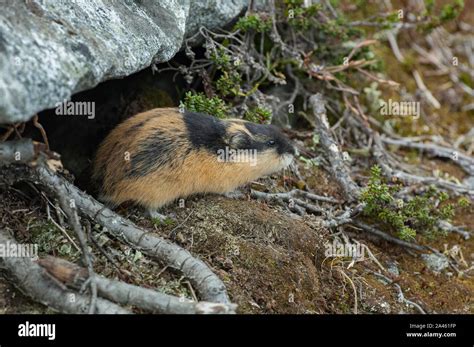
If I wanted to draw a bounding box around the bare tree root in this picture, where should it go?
[350,221,426,252]
[33,164,231,304]
[0,139,233,307]
[309,93,361,202]
[0,230,130,314]
[367,269,427,314]
[250,189,341,215]
[437,220,471,240]
[381,136,474,176]
[57,193,98,314]
[38,256,237,314]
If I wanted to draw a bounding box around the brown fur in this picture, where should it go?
[93,108,292,210]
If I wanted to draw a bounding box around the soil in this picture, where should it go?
[1,163,472,314]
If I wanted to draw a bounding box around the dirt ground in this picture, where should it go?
[1,163,472,314]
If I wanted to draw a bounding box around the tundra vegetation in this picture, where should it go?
[0,0,473,314]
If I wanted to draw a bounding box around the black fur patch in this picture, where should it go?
[123,120,147,137]
[244,122,295,155]
[183,111,227,152]
[127,129,180,177]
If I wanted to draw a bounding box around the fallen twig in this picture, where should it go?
[309,93,361,202]
[57,194,98,314]
[437,220,471,240]
[351,221,426,252]
[0,139,232,305]
[367,269,427,314]
[381,136,474,176]
[0,230,130,314]
[0,138,40,165]
[38,256,237,314]
[250,189,321,215]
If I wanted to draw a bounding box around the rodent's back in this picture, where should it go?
[92,108,190,207]
[93,107,293,210]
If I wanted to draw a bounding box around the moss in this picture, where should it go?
[30,221,80,259]
[151,217,176,227]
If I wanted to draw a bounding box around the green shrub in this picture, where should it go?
[180,91,229,119]
[234,14,272,33]
[361,165,456,241]
[244,106,272,123]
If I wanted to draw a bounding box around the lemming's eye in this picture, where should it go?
[267,140,276,146]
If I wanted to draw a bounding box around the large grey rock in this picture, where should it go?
[185,0,246,37]
[0,0,247,124]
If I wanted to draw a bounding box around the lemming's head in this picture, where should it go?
[222,119,296,170]
[182,111,295,170]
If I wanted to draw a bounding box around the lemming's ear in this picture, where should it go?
[226,132,248,149]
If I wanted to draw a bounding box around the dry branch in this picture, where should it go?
[371,134,474,198]
[351,221,426,252]
[381,136,474,176]
[38,256,237,314]
[0,139,232,305]
[0,230,130,314]
[57,193,98,314]
[309,94,361,202]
